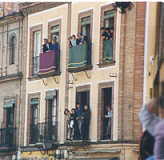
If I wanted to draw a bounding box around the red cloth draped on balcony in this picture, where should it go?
[39,50,57,75]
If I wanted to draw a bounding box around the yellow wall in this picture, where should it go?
[144,2,159,102]
[68,2,121,141]
[25,3,69,144]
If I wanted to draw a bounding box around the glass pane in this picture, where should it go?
[34,31,41,57]
[81,16,90,25]
[51,25,59,33]
[52,98,57,126]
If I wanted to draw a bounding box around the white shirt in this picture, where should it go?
[139,104,161,136]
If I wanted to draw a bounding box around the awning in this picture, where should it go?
[30,98,39,105]
[46,90,57,100]
[4,98,15,108]
[104,10,115,19]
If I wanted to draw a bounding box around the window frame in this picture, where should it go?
[78,10,93,42]
[97,82,114,140]
[9,34,17,65]
[27,93,40,145]
[29,25,42,77]
[48,19,61,45]
[99,5,117,67]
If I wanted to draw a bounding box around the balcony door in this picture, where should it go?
[76,90,90,110]
[46,90,58,141]
[3,99,16,147]
[81,16,90,41]
[33,31,41,74]
[30,99,39,144]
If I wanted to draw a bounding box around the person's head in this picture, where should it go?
[72,34,76,40]
[84,105,89,110]
[64,108,69,115]
[51,39,56,44]
[77,33,81,39]
[44,38,48,44]
[110,28,114,33]
[71,108,76,114]
[106,106,111,112]
[76,103,80,109]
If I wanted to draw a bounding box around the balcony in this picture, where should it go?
[68,43,92,73]
[32,50,60,78]
[103,40,114,63]
[30,122,58,145]
[0,128,16,149]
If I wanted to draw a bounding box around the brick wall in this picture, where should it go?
[118,3,146,141]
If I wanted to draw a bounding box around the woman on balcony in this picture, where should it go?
[50,37,59,52]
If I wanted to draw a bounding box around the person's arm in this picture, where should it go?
[139,99,161,136]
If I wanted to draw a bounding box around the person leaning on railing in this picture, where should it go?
[42,38,51,53]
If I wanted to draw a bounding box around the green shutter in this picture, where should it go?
[46,90,57,100]
[30,98,39,105]
[4,98,15,108]
[104,10,115,19]
[81,17,90,25]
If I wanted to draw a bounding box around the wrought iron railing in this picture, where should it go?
[30,122,58,144]
[0,127,16,147]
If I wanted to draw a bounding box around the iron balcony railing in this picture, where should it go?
[30,122,58,144]
[0,127,16,147]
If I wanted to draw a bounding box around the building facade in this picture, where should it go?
[0,2,160,160]
[0,2,24,160]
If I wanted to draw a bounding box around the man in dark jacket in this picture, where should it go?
[42,38,51,53]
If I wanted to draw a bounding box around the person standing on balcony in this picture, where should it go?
[104,106,112,139]
[101,27,108,40]
[64,108,71,140]
[42,38,51,53]
[75,103,83,140]
[81,105,90,140]
[50,37,59,52]
[76,33,82,45]
[70,34,77,47]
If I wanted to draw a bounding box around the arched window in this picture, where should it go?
[9,35,16,65]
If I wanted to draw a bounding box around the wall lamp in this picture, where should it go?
[113,2,133,14]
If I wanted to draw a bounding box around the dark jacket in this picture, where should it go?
[43,43,51,53]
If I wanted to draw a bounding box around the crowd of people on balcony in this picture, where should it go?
[69,33,88,48]
[101,27,114,40]
[64,104,91,141]
[42,37,59,53]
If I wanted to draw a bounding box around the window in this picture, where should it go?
[30,98,39,144]
[98,82,114,140]
[29,25,42,77]
[78,10,93,42]
[81,16,91,40]
[100,5,116,66]
[104,11,114,29]
[46,90,58,141]
[9,35,16,65]
[48,20,61,44]
[50,25,59,43]
[33,31,41,74]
